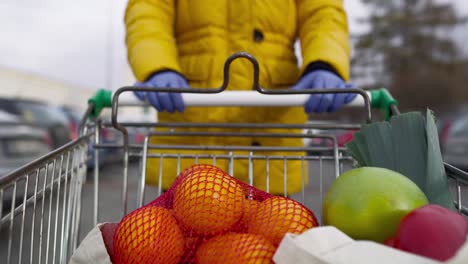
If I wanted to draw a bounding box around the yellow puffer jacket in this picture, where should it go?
[125,0,350,194]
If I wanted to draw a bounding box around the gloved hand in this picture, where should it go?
[134,71,189,113]
[291,70,357,113]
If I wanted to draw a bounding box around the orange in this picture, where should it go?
[195,233,276,264]
[241,199,260,226]
[113,206,184,264]
[177,164,225,179]
[248,196,318,245]
[323,167,428,243]
[173,167,244,235]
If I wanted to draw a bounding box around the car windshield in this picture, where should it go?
[17,102,68,124]
[450,117,468,137]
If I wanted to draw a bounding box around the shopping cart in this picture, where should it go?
[1,53,467,264]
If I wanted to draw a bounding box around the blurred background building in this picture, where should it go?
[0,66,94,111]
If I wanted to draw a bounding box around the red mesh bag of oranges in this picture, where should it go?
[112,164,319,264]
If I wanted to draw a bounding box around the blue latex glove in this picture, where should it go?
[291,70,357,113]
[134,71,189,113]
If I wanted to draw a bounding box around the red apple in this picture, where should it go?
[385,204,468,261]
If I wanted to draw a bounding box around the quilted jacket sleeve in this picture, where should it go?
[125,0,181,81]
[296,0,351,80]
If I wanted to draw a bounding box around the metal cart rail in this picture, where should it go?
[1,53,467,264]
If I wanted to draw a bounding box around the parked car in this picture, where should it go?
[442,115,468,169]
[0,110,52,208]
[0,98,71,149]
[59,105,83,140]
[304,121,357,155]
[128,127,147,145]
[87,125,124,170]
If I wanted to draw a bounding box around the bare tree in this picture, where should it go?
[352,0,468,112]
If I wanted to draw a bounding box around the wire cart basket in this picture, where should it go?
[1,53,467,264]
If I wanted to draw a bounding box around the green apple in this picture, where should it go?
[323,167,429,243]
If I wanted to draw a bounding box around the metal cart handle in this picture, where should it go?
[182,91,358,107]
[86,53,398,123]
[181,89,396,112]
[87,88,397,118]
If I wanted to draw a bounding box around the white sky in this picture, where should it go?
[0,0,466,90]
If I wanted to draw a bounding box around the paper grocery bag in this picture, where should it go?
[69,223,116,264]
[448,240,468,264]
[273,226,441,264]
